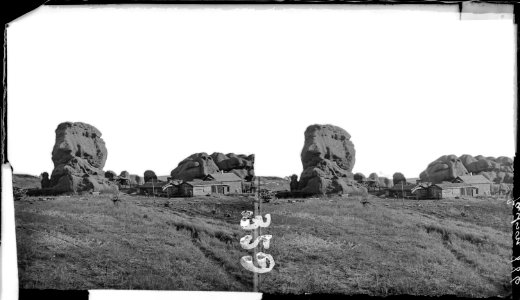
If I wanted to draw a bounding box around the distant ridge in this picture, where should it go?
[12,173,41,189]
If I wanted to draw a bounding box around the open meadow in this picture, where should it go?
[15,192,512,296]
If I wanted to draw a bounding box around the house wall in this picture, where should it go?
[430,187,442,199]
[211,185,230,195]
[180,184,193,197]
[441,188,462,198]
[223,181,242,193]
[473,183,491,195]
[415,189,429,199]
[193,185,212,196]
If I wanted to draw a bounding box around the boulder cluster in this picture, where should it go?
[420,154,513,184]
[170,152,255,182]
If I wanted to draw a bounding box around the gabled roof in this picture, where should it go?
[205,172,242,182]
[389,183,416,191]
[433,182,476,189]
[454,175,491,184]
[138,182,171,188]
[183,180,228,187]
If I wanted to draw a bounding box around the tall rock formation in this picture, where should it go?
[49,122,117,193]
[297,124,367,195]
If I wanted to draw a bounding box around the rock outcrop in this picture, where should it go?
[420,154,513,184]
[459,154,513,183]
[40,172,50,189]
[289,174,299,191]
[49,122,117,193]
[211,153,255,181]
[419,155,469,184]
[170,152,255,182]
[297,124,367,196]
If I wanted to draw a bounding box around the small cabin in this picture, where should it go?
[429,182,477,199]
[179,180,230,197]
[411,184,430,199]
[452,175,491,196]
[204,172,243,193]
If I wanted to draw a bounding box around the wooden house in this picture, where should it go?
[204,172,243,193]
[411,183,430,199]
[452,175,491,196]
[429,182,477,199]
[179,180,231,197]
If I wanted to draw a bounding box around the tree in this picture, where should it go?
[105,170,117,181]
[353,173,366,183]
[368,173,380,187]
[393,172,406,186]
[144,170,158,183]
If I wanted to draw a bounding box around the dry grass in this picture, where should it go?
[15,193,512,296]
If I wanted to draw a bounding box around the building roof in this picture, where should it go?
[389,183,416,191]
[138,182,171,188]
[183,180,229,187]
[205,172,243,182]
[433,182,476,189]
[454,175,491,184]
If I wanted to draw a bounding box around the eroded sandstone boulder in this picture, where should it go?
[170,152,255,181]
[49,122,117,193]
[419,155,469,184]
[297,124,367,196]
[211,152,255,181]
[420,154,513,184]
[290,174,299,191]
[170,153,220,181]
[40,172,50,189]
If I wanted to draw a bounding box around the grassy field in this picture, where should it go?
[14,192,512,296]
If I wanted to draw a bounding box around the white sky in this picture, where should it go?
[7,5,516,179]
